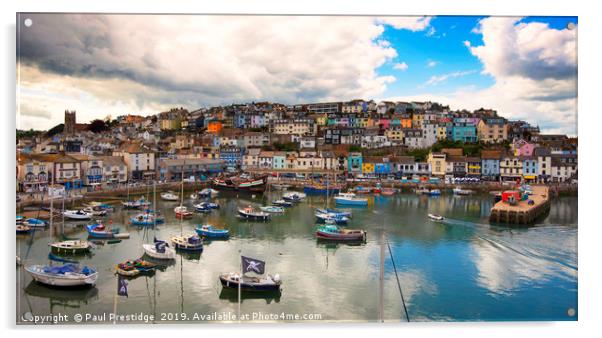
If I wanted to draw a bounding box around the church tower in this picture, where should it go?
[64,110,76,134]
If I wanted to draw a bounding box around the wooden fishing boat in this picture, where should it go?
[212,173,268,193]
[16,225,32,234]
[25,263,98,287]
[238,206,270,221]
[171,234,203,252]
[49,240,91,254]
[143,239,176,260]
[219,272,282,292]
[174,206,193,219]
[315,225,366,242]
[195,225,230,239]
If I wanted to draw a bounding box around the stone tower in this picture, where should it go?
[64,110,76,134]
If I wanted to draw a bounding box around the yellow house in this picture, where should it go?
[313,114,327,126]
[436,126,447,140]
[362,162,375,174]
[412,113,424,129]
[427,152,447,177]
[385,127,404,142]
[477,118,508,143]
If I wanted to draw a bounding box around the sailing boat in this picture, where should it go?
[219,256,281,292]
[122,179,150,209]
[174,170,193,219]
[142,181,176,260]
[170,163,203,252]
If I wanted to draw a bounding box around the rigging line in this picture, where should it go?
[386,241,410,322]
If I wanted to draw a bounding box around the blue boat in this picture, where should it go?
[316,208,352,218]
[130,213,164,226]
[303,185,340,196]
[195,225,230,239]
[315,212,349,225]
[23,218,48,227]
[86,223,120,239]
[194,202,212,213]
[334,193,368,206]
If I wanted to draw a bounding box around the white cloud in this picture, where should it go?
[18,15,433,129]
[385,17,578,136]
[427,60,438,68]
[426,27,436,37]
[423,70,476,87]
[463,40,471,47]
[375,16,432,31]
[393,62,408,71]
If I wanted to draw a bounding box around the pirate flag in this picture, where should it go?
[117,275,129,297]
[241,256,265,275]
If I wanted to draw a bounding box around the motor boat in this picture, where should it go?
[22,218,47,227]
[334,192,368,206]
[122,197,150,209]
[199,188,219,198]
[49,240,91,255]
[161,191,179,201]
[193,203,212,213]
[25,263,98,287]
[16,225,32,234]
[428,213,445,221]
[83,206,108,217]
[171,234,203,252]
[315,208,352,218]
[238,206,270,221]
[130,213,164,226]
[63,209,93,220]
[174,206,193,219]
[195,225,230,239]
[315,211,349,225]
[282,192,306,202]
[315,225,367,242]
[453,187,474,195]
[260,205,285,213]
[219,272,282,292]
[428,189,441,196]
[142,239,176,260]
[272,199,293,207]
[86,222,120,239]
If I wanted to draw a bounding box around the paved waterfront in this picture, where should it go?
[16,191,577,323]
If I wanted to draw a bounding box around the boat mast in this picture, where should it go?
[153,180,157,230]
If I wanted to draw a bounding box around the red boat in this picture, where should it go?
[315,225,367,242]
[174,206,193,219]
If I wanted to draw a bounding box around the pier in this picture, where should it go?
[489,186,551,225]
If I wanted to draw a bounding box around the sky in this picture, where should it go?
[16,14,577,135]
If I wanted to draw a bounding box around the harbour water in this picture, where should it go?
[16,191,578,323]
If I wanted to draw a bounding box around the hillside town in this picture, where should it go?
[16,99,577,194]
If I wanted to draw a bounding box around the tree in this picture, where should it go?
[88,119,109,133]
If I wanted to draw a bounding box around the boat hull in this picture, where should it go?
[334,198,368,206]
[25,266,98,287]
[219,276,281,292]
[142,244,176,260]
[315,230,366,242]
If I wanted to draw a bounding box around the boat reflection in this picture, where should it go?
[218,288,281,304]
[24,280,99,309]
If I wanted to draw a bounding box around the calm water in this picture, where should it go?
[16,191,578,323]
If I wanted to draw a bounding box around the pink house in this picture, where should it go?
[513,139,536,156]
[378,118,391,130]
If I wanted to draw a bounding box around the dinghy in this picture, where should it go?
[195,225,230,239]
[63,209,93,220]
[315,225,367,242]
[143,239,176,260]
[25,263,98,287]
[49,240,91,255]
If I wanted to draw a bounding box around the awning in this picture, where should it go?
[523,175,537,179]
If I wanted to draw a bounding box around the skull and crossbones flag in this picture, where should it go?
[241,256,265,275]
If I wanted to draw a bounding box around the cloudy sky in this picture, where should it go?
[17,14,577,135]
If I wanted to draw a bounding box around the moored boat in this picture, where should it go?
[63,209,93,220]
[16,215,24,224]
[83,206,108,217]
[272,199,293,207]
[315,225,367,242]
[195,225,230,239]
[143,239,176,260]
[219,272,282,292]
[381,188,397,196]
[161,191,179,201]
[25,263,98,287]
[282,191,307,202]
[453,186,473,195]
[238,206,271,221]
[174,206,193,219]
[212,173,268,193]
[193,202,212,213]
[122,197,150,209]
[16,225,32,234]
[199,188,219,198]
[171,234,203,252]
[86,222,120,239]
[428,189,441,196]
[315,212,349,225]
[130,212,164,226]
[49,240,91,254]
[22,218,47,227]
[334,192,368,206]
[316,208,352,218]
[303,183,340,196]
[260,205,285,213]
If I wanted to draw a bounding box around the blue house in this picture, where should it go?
[481,150,501,181]
[219,146,244,170]
[452,124,478,143]
[522,157,538,182]
[348,152,363,174]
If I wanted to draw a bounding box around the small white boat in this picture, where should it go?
[83,206,108,217]
[260,205,285,213]
[453,187,473,195]
[190,193,199,200]
[49,240,91,254]
[199,188,219,198]
[283,191,306,202]
[25,264,98,287]
[143,239,176,260]
[161,192,179,201]
[238,206,271,221]
[63,209,93,220]
[428,213,445,221]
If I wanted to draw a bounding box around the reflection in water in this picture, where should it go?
[24,281,99,311]
[17,192,577,322]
